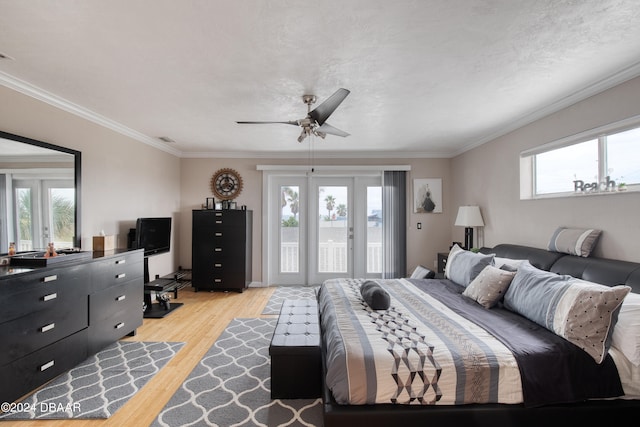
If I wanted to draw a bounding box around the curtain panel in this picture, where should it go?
[382,171,406,278]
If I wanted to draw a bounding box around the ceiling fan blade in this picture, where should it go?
[316,122,350,137]
[308,88,350,126]
[236,120,299,126]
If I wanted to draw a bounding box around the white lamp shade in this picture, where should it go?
[455,206,484,227]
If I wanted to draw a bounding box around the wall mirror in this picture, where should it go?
[0,130,81,254]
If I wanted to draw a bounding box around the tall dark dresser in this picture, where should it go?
[192,209,252,292]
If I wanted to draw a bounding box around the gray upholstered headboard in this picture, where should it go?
[480,243,640,293]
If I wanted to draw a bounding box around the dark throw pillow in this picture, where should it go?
[360,280,391,310]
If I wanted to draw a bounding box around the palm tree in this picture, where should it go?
[51,193,75,243]
[336,204,347,218]
[281,187,300,227]
[284,187,299,219]
[17,189,32,242]
[325,195,336,221]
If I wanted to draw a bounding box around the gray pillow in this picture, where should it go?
[548,227,601,257]
[463,265,516,308]
[360,280,391,310]
[504,261,630,363]
[446,248,495,287]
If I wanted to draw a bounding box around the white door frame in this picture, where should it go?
[263,169,383,286]
[308,176,354,285]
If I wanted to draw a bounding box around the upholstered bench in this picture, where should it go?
[269,298,321,399]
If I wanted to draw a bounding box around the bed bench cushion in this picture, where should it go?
[269,299,321,399]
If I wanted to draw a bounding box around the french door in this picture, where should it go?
[267,173,382,285]
[12,178,75,251]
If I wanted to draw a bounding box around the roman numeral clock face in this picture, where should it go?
[211,168,243,200]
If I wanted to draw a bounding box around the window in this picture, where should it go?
[522,119,640,198]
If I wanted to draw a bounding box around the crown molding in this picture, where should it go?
[4,57,640,161]
[452,59,640,157]
[178,149,451,159]
[0,71,181,157]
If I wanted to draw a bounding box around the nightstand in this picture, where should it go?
[437,252,449,274]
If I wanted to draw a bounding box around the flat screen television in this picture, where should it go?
[135,217,171,257]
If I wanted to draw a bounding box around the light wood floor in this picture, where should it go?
[4,285,277,427]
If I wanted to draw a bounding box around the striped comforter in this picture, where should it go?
[318,277,624,407]
[318,278,523,405]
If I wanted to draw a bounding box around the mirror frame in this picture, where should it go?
[0,130,82,249]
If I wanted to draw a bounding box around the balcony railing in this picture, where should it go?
[280,241,382,273]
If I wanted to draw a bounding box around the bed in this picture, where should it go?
[318,243,640,427]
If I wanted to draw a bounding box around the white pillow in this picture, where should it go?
[409,265,435,279]
[611,292,640,366]
[444,244,464,279]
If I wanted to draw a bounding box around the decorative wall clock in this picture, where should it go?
[211,168,243,200]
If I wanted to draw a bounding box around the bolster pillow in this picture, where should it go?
[360,280,391,310]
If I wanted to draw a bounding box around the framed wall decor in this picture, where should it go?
[215,201,223,210]
[413,178,442,213]
[206,197,215,210]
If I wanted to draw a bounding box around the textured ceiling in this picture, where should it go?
[1,0,640,158]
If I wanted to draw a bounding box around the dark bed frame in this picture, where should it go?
[320,244,640,427]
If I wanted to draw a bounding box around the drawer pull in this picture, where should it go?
[215,220,223,224]
[214,279,222,283]
[41,323,56,333]
[40,360,55,371]
[115,273,126,279]
[115,295,126,302]
[214,248,222,252]
[214,263,222,268]
[42,275,58,283]
[43,293,58,302]
[215,232,223,237]
[115,322,124,329]
[115,259,126,265]
[215,212,223,217]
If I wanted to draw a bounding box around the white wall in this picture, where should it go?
[0,85,182,279]
[179,156,452,283]
[451,75,640,262]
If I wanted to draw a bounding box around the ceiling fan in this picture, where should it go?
[236,88,350,142]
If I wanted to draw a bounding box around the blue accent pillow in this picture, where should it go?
[445,246,495,287]
[504,261,630,363]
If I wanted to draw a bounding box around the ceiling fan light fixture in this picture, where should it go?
[236,88,350,143]
[297,129,307,143]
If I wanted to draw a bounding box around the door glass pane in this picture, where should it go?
[49,188,75,248]
[367,186,382,273]
[16,188,33,251]
[318,186,348,273]
[280,186,300,273]
[607,127,640,186]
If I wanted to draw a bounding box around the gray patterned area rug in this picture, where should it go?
[0,341,184,420]
[152,318,322,427]
[262,286,318,315]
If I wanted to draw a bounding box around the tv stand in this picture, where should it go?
[143,259,191,318]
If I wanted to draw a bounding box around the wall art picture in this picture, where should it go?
[414,178,442,213]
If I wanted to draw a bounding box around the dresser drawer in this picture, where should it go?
[0,265,89,324]
[0,329,88,404]
[0,292,88,365]
[88,307,142,354]
[90,279,143,323]
[91,252,143,292]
